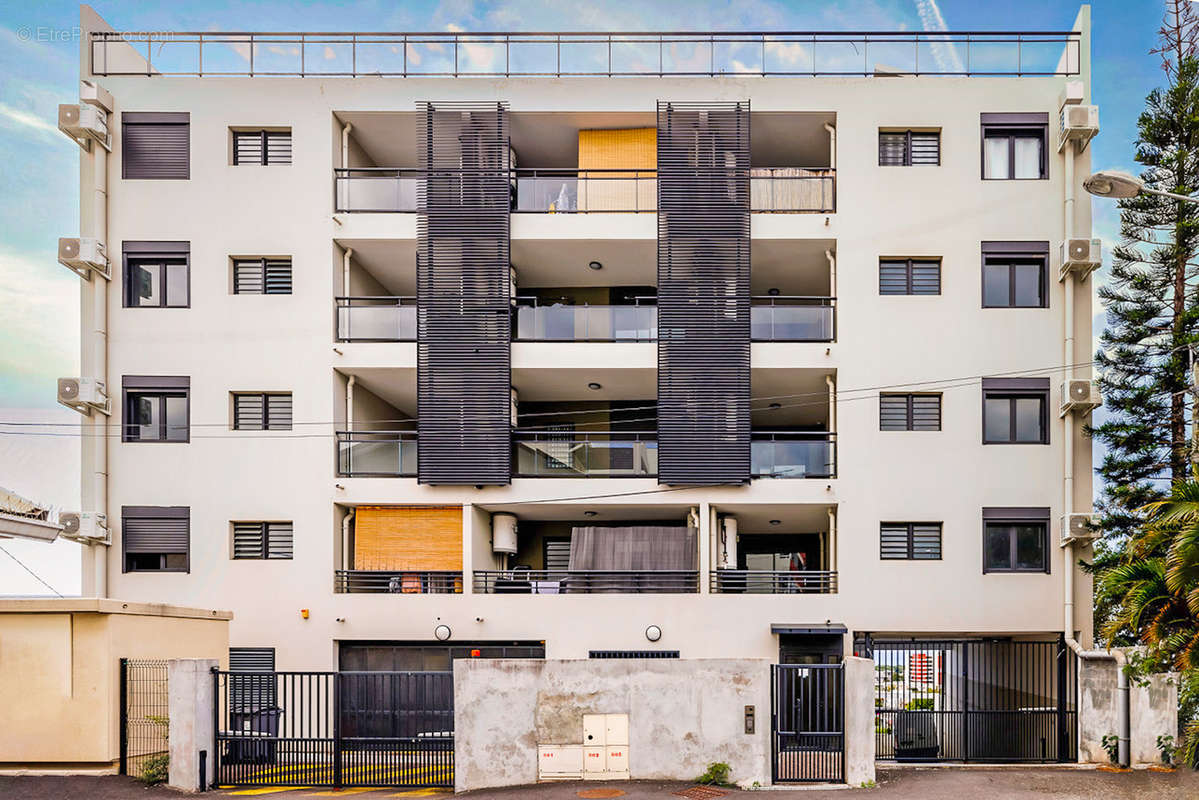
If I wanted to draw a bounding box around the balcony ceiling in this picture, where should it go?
[751,239,834,295]
[513,238,655,289]
[337,238,416,295]
[713,502,834,534]
[513,364,655,402]
[751,368,833,427]
[478,502,691,522]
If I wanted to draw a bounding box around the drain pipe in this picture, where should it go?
[340,121,353,168]
[346,375,356,433]
[823,122,836,169]
[824,249,836,298]
[342,509,355,571]
[342,246,353,296]
[825,374,836,433]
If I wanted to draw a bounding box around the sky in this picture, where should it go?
[0,0,1168,595]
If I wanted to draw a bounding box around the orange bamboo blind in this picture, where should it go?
[578,128,657,171]
[354,506,463,571]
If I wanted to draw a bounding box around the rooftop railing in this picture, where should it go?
[91,31,1082,78]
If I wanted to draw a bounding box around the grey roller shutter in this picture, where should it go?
[233,522,293,559]
[416,101,512,485]
[123,515,189,554]
[122,112,189,179]
[657,100,751,485]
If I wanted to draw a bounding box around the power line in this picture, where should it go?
[0,545,65,598]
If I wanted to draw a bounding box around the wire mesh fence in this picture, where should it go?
[120,658,170,778]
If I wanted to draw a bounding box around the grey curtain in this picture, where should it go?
[567,526,698,570]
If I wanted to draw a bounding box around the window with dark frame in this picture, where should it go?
[122,112,189,180]
[879,130,940,166]
[981,113,1048,180]
[879,258,941,295]
[879,394,941,431]
[233,393,293,431]
[232,522,294,559]
[880,522,942,560]
[982,507,1050,573]
[232,129,292,165]
[982,377,1050,445]
[123,241,190,308]
[233,257,292,294]
[981,242,1049,309]
[122,376,189,443]
[122,506,189,573]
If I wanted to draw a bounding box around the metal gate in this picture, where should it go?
[864,637,1077,763]
[771,663,844,783]
[213,669,453,788]
[119,658,170,778]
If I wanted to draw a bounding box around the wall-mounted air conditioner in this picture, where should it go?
[58,103,109,151]
[58,237,109,280]
[58,377,109,416]
[60,512,109,544]
[1060,513,1100,546]
[79,80,113,112]
[1058,238,1100,282]
[1060,380,1101,416]
[1059,104,1098,152]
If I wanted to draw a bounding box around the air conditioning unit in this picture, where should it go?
[1058,238,1101,281]
[1059,104,1099,151]
[1060,379,1102,416]
[58,103,109,150]
[1060,513,1100,546]
[60,512,109,544]
[57,377,109,415]
[57,237,109,279]
[79,80,113,112]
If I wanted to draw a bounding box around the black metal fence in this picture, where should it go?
[119,658,170,778]
[863,637,1076,763]
[214,669,453,788]
[772,663,844,783]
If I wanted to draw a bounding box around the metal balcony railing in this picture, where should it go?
[336,296,417,341]
[473,569,698,594]
[751,296,835,341]
[513,430,657,477]
[751,432,836,478]
[750,168,835,212]
[710,569,838,594]
[336,431,417,477]
[514,297,657,341]
[335,167,422,212]
[335,570,462,593]
[514,169,657,213]
[92,31,1082,78]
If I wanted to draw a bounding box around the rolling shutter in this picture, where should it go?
[233,522,294,559]
[881,523,942,560]
[122,507,189,566]
[122,112,189,179]
[233,393,292,430]
[233,130,292,165]
[234,258,292,295]
[353,506,462,571]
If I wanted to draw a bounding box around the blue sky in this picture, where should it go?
[0,1,1167,594]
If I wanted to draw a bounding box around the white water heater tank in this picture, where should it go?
[493,513,518,555]
[720,516,738,568]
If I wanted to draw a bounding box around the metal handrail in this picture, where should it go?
[710,569,838,594]
[513,429,656,440]
[514,295,657,307]
[513,430,658,477]
[335,430,417,477]
[750,431,836,479]
[750,296,836,342]
[334,570,462,594]
[513,297,659,342]
[335,296,417,342]
[473,569,698,594]
[91,30,1082,78]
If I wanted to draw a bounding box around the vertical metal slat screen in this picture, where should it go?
[416,101,512,485]
[656,101,751,485]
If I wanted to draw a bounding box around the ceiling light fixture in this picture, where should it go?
[588,261,603,271]
[583,510,598,517]
[769,519,782,526]
[769,403,781,409]
[587,382,602,390]
[768,288,780,296]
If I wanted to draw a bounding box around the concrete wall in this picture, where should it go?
[168,659,218,792]
[843,656,875,786]
[0,599,229,769]
[1130,672,1179,766]
[454,658,771,792]
[1077,652,1118,764]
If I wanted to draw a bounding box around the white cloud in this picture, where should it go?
[914,0,965,73]
[0,102,61,138]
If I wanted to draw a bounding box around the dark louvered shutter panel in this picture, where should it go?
[910,260,941,294]
[880,524,911,559]
[233,131,264,165]
[416,102,512,484]
[122,113,189,179]
[911,524,942,559]
[544,539,571,571]
[265,131,292,164]
[233,522,266,559]
[909,132,940,165]
[233,259,265,294]
[881,523,942,559]
[879,394,911,430]
[264,259,292,294]
[266,394,293,430]
[229,647,276,712]
[911,395,941,431]
[878,132,908,165]
[657,101,751,485]
[233,394,265,430]
[123,513,189,554]
[266,522,293,558]
[879,260,910,295]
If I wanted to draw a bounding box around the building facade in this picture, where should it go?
[65,4,1097,701]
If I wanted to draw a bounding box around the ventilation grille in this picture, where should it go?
[233,258,292,294]
[233,522,294,559]
[233,130,292,165]
[880,523,942,560]
[589,650,681,659]
[233,393,293,431]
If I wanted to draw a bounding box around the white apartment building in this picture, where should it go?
[56,4,1103,775]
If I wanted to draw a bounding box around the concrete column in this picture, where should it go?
[1130,672,1179,765]
[1077,653,1119,763]
[168,658,217,792]
[843,655,875,786]
[698,502,711,594]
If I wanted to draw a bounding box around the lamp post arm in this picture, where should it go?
[1141,186,1199,204]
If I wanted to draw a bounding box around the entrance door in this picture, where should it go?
[772,663,845,783]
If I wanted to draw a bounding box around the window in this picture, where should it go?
[122,506,189,572]
[233,257,292,294]
[982,377,1049,444]
[982,507,1050,573]
[880,522,942,560]
[122,376,189,442]
[879,130,940,166]
[233,522,294,559]
[880,394,941,431]
[233,393,293,431]
[981,242,1049,308]
[981,113,1048,180]
[229,647,276,712]
[123,241,189,308]
[879,259,940,295]
[122,112,189,179]
[232,129,292,165]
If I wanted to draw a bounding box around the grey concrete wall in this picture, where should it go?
[454,658,771,792]
[1077,653,1119,764]
[843,656,875,786]
[1130,672,1179,766]
[167,659,217,792]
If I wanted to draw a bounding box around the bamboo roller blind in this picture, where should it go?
[354,506,463,570]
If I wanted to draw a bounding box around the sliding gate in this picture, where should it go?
[866,637,1076,763]
[213,669,453,788]
[772,663,844,783]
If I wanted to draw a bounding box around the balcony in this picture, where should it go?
[751,296,835,342]
[751,432,836,479]
[336,296,416,341]
[710,569,837,594]
[335,168,421,212]
[473,569,698,594]
[336,431,417,477]
[514,430,657,477]
[335,569,462,593]
[514,297,657,341]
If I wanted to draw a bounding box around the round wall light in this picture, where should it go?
[769,519,782,526]
[768,287,781,296]
[588,261,604,271]
[434,624,452,641]
[587,382,603,391]
[583,510,598,517]
[769,402,781,409]
[645,625,663,642]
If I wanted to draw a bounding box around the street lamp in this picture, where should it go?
[1084,169,1199,203]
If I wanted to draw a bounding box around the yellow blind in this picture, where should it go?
[354,506,463,571]
[578,128,657,171]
